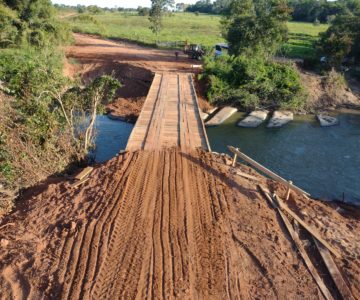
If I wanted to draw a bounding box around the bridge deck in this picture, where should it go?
[126,73,210,152]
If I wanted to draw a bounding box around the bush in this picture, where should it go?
[317,15,360,67]
[202,54,307,111]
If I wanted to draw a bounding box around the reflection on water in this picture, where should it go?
[206,111,360,205]
[94,115,133,163]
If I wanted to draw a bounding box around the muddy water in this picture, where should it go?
[207,110,360,205]
[94,115,133,162]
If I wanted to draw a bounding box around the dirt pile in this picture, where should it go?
[0,149,359,299]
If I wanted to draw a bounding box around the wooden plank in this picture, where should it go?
[258,186,334,300]
[75,167,94,181]
[273,194,341,259]
[189,74,211,151]
[313,238,355,300]
[228,146,310,196]
[70,177,90,188]
[235,171,260,182]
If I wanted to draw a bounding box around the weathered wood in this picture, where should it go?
[235,171,259,182]
[75,167,94,181]
[258,186,334,300]
[273,194,341,259]
[314,238,355,300]
[71,177,90,188]
[228,146,310,196]
[232,153,238,167]
[285,180,293,201]
[126,73,210,152]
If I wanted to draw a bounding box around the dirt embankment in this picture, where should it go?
[300,68,360,112]
[65,34,211,122]
[0,149,359,299]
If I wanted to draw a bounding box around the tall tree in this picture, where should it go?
[149,0,174,40]
[222,0,290,57]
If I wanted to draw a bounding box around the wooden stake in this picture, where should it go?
[232,150,238,167]
[285,180,293,200]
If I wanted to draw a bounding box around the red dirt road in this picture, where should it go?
[0,149,359,299]
[65,34,211,121]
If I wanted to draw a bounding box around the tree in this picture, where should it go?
[222,0,290,57]
[137,6,150,16]
[149,0,174,39]
[318,14,360,67]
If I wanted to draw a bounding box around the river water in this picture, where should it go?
[94,115,133,163]
[94,112,360,205]
[207,110,360,205]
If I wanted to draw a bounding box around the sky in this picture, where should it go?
[51,0,198,9]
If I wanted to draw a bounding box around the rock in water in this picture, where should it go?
[200,111,209,121]
[237,110,269,128]
[317,114,339,127]
[206,107,237,126]
[267,111,293,128]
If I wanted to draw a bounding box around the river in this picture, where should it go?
[94,111,360,205]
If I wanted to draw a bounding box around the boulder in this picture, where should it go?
[267,111,293,128]
[317,114,339,127]
[237,110,269,128]
[200,111,209,121]
[206,107,237,126]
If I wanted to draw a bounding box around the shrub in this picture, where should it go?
[202,54,307,111]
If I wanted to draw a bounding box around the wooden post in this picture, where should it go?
[232,148,238,167]
[285,180,293,201]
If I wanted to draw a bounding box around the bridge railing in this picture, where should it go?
[227,145,310,198]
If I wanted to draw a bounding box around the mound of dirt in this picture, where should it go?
[299,69,360,111]
[0,149,359,299]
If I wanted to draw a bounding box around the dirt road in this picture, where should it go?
[0,34,359,299]
[2,149,359,299]
[65,34,211,121]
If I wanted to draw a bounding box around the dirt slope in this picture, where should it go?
[0,149,359,299]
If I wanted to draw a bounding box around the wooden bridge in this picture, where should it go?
[126,73,210,152]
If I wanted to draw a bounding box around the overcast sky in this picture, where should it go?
[51,0,199,8]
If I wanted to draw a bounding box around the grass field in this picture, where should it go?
[64,11,328,58]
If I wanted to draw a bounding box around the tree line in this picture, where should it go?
[186,0,360,23]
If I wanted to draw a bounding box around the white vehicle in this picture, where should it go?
[215,43,229,57]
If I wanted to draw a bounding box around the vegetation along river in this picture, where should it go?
[95,111,360,205]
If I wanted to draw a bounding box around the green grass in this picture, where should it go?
[283,22,329,58]
[65,12,329,58]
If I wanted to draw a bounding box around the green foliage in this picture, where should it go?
[222,0,290,57]
[318,15,360,67]
[202,54,307,111]
[137,6,150,16]
[0,0,71,48]
[87,5,103,14]
[289,0,360,23]
[149,0,175,38]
